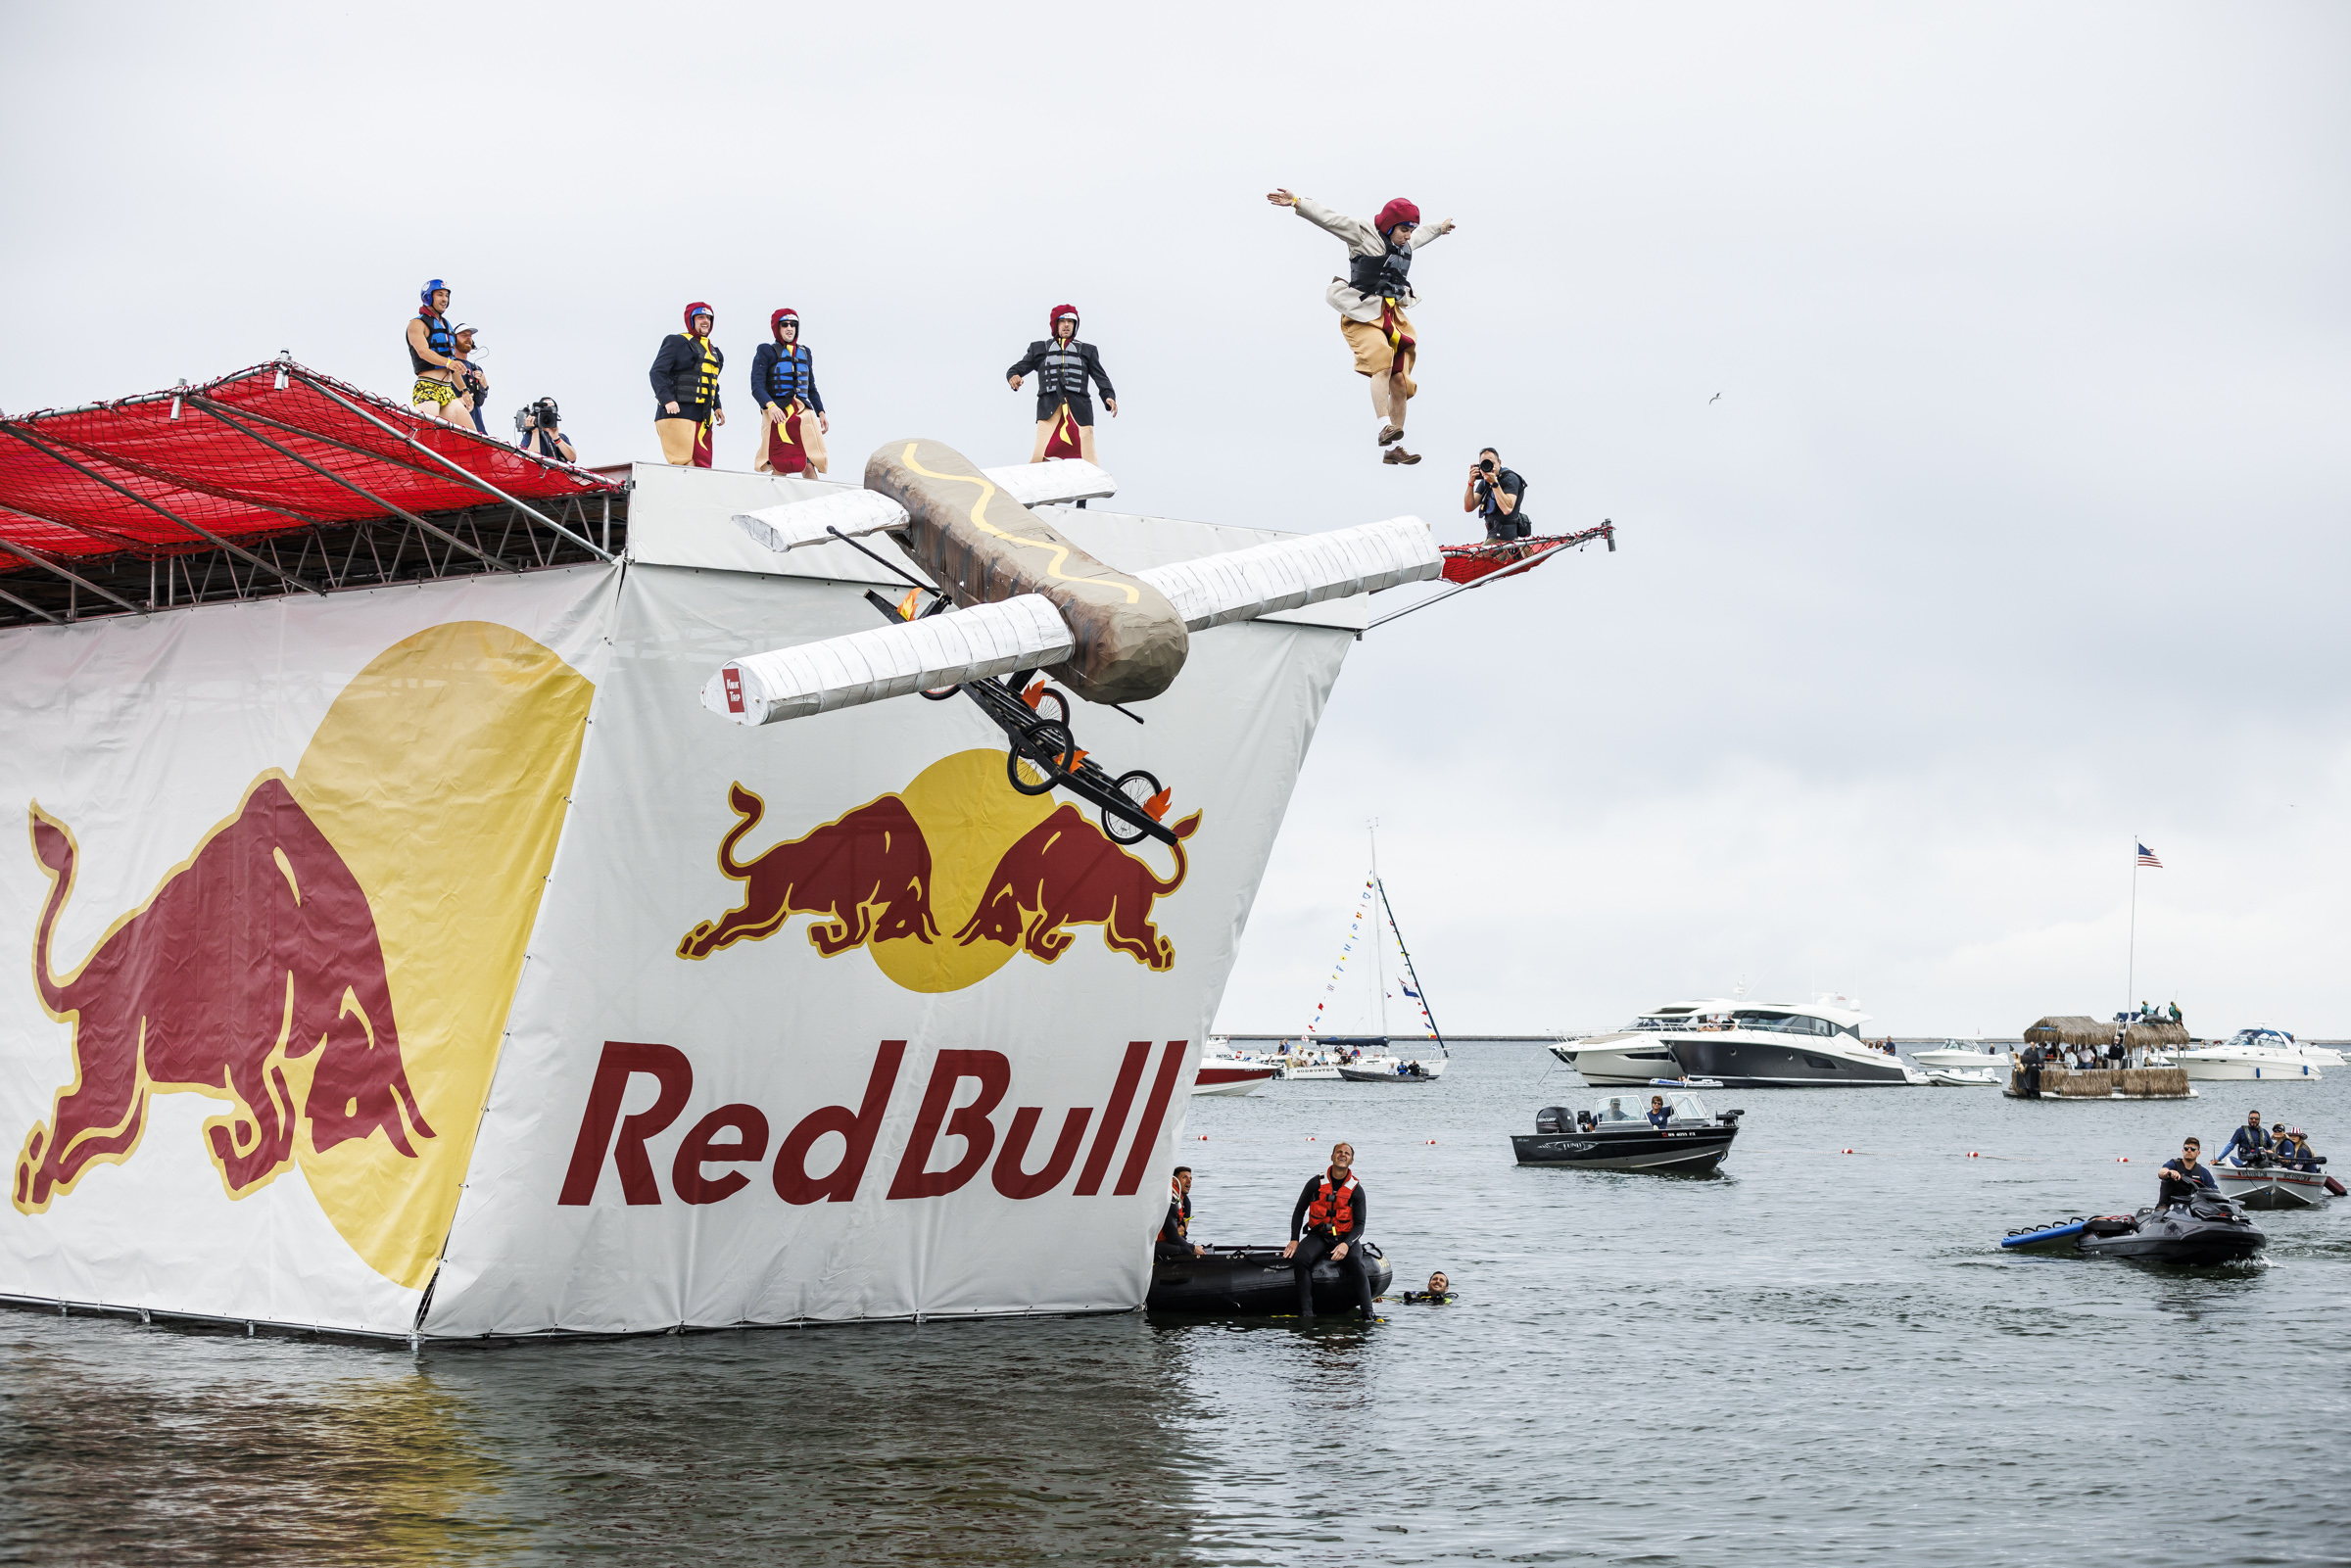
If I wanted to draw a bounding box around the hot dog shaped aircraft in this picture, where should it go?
[702,439,1439,844]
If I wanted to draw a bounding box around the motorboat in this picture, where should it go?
[2212,1163,2336,1211]
[2177,1025,2340,1081]
[1190,1051,1277,1097]
[1146,1242,1391,1315]
[1338,1060,1441,1084]
[1312,1035,1449,1081]
[1925,1067,2001,1087]
[1912,1039,2011,1072]
[1559,998,1925,1088]
[1510,1090,1744,1173]
[2000,1192,2267,1264]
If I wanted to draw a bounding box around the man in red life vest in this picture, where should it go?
[1282,1141,1375,1320]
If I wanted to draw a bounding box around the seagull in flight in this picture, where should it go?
[1708,392,1722,404]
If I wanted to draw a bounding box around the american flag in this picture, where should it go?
[2136,843,2163,868]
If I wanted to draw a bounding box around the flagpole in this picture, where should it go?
[2127,832,2137,1019]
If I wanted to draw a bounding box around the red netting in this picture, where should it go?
[1439,522,1615,585]
[0,360,619,560]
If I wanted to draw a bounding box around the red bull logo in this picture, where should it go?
[557,1037,1188,1208]
[677,748,1204,993]
[13,776,431,1213]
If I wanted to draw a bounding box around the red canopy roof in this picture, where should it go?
[0,360,619,561]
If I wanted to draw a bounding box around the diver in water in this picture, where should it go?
[1266,187,1455,465]
[1007,306,1117,465]
[1282,1142,1374,1320]
[1401,1270,1454,1305]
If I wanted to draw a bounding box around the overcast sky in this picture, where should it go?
[5,3,2345,1036]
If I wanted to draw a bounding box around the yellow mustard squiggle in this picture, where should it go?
[900,443,1140,604]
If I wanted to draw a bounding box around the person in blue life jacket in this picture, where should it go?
[1007,305,1117,466]
[2219,1111,2271,1167]
[1157,1165,1205,1260]
[750,308,828,476]
[406,280,471,425]
[2156,1138,2219,1205]
[1648,1095,1673,1130]
[2273,1128,2324,1172]
[1282,1142,1374,1320]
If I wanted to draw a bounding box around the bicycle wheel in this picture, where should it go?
[1007,719,1076,796]
[1032,688,1070,726]
[1102,768,1162,843]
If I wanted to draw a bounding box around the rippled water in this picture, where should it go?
[3,1042,2346,1565]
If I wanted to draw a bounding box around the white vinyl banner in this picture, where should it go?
[0,466,1359,1339]
[0,568,618,1335]
[428,552,1350,1335]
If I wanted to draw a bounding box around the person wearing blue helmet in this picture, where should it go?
[406,280,471,425]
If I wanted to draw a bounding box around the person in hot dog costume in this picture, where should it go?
[1007,305,1118,463]
[750,308,828,475]
[650,302,725,467]
[1267,188,1456,465]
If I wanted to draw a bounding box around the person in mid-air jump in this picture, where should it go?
[1007,306,1117,463]
[1267,188,1454,465]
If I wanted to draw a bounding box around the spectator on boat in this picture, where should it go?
[1007,305,1117,465]
[1463,448,1528,540]
[750,308,828,476]
[2018,1042,2044,1098]
[2277,1129,2324,1171]
[406,279,471,425]
[1647,1095,1672,1130]
[2219,1112,2271,1167]
[651,302,725,467]
[1282,1142,1375,1320]
[1157,1165,1204,1260]
[2156,1138,2218,1204]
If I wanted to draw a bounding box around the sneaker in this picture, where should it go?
[1376,424,1404,447]
[1381,447,1421,465]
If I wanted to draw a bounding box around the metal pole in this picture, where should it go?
[286,371,612,561]
[0,422,323,595]
[0,542,144,615]
[1363,524,1614,633]
[1376,873,1449,1057]
[1369,822,1387,1042]
[187,397,514,575]
[2127,836,2137,1022]
[0,581,63,624]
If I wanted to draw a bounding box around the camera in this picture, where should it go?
[513,398,560,434]
[1478,458,1496,474]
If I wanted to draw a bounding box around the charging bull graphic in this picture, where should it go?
[677,749,1203,986]
[14,776,432,1213]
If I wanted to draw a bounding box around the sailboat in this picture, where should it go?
[1305,826,1450,1083]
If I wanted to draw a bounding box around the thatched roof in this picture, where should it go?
[2024,1015,2188,1048]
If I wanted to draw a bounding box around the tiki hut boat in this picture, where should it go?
[2006,1016,2194,1100]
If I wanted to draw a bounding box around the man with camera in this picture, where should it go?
[1463,448,1528,540]
[513,398,576,463]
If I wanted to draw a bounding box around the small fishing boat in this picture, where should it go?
[1146,1242,1392,1315]
[2000,1194,2267,1264]
[1338,1061,1441,1084]
[1510,1091,1744,1174]
[1925,1067,2001,1087]
[2212,1164,2335,1211]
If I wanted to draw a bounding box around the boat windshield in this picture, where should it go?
[1624,1012,1725,1031]
[2233,1028,2294,1047]
[1587,1093,1708,1122]
[1730,1009,1848,1038]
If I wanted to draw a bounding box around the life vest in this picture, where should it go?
[408,308,456,375]
[1039,340,1091,398]
[1348,239,1414,302]
[1305,1172,1358,1235]
[766,343,814,406]
[684,334,722,406]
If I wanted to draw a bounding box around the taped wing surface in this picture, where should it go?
[704,594,1075,726]
[1135,517,1439,632]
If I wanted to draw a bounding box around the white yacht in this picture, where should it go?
[2178,1024,2340,1082]
[1912,1039,2012,1071]
[1554,998,1925,1088]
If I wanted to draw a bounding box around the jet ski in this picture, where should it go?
[2000,1192,2266,1265]
[1146,1242,1392,1315]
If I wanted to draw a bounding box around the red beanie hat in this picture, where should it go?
[1049,304,1079,331]
[683,301,714,333]
[1374,198,1420,235]
[771,307,798,340]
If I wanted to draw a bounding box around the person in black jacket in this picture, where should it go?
[750,307,828,476]
[1281,1142,1374,1320]
[1463,449,1529,540]
[1007,305,1117,464]
[650,301,725,467]
[1157,1165,1204,1260]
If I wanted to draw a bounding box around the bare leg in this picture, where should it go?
[1079,423,1098,463]
[1030,421,1054,463]
[799,407,829,475]
[1386,364,1411,432]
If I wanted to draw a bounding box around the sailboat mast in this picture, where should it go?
[1369,822,1388,1040]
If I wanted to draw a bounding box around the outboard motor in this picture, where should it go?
[1535,1106,1569,1134]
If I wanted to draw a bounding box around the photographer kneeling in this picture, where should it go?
[513,397,576,464]
[1463,447,1528,540]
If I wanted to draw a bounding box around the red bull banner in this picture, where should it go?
[0,494,1355,1338]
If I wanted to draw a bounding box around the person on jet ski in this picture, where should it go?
[2157,1138,2220,1205]
[2219,1111,2271,1167]
[1157,1165,1205,1260]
